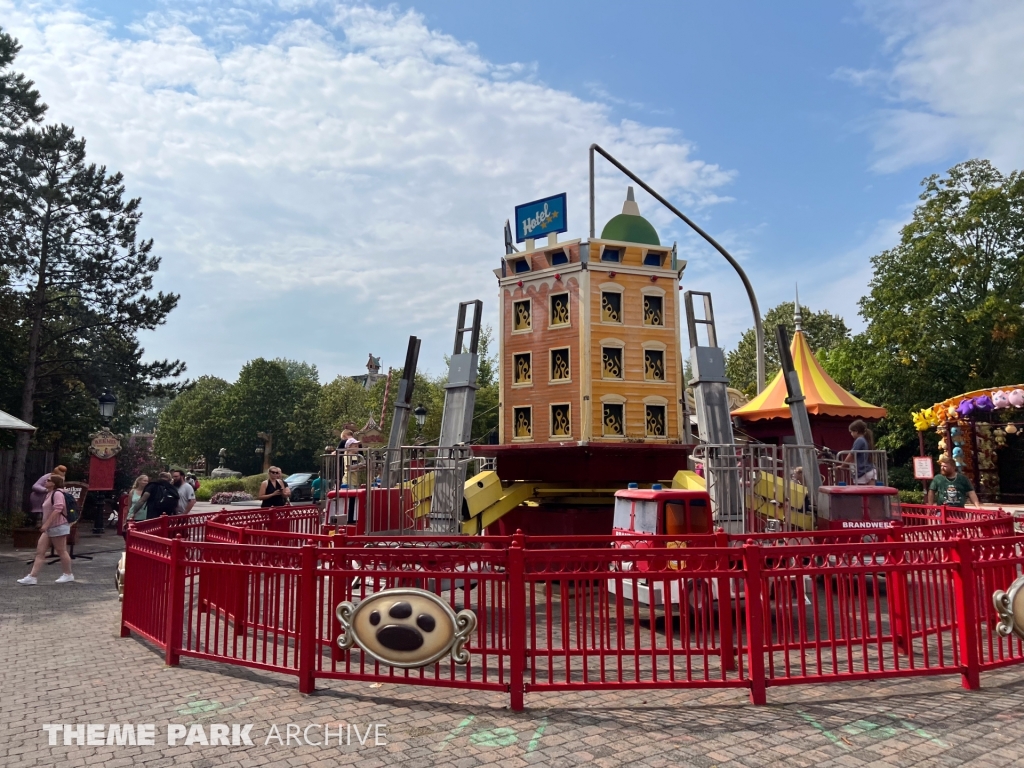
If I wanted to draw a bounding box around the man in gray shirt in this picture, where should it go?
[171,469,197,515]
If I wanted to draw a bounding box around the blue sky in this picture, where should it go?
[4,0,1022,383]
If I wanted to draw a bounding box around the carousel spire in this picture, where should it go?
[794,284,803,333]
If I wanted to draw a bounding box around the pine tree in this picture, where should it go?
[0,114,179,510]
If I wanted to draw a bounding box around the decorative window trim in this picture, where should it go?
[549,403,572,439]
[549,292,571,328]
[640,286,667,298]
[512,298,532,334]
[599,337,626,347]
[643,348,666,382]
[642,340,667,351]
[601,346,624,380]
[601,401,626,437]
[643,395,669,406]
[644,403,668,438]
[598,282,625,293]
[512,352,532,388]
[642,249,666,268]
[600,289,624,325]
[642,292,665,327]
[599,393,627,404]
[512,406,533,442]
[549,347,572,384]
[548,247,569,267]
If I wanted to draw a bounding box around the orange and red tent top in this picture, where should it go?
[731,330,886,422]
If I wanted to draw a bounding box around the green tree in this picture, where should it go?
[834,159,1024,452]
[154,377,231,471]
[471,326,499,443]
[0,34,180,510]
[219,359,295,474]
[319,376,370,439]
[726,302,850,396]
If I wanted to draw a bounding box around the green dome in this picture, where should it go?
[601,213,661,246]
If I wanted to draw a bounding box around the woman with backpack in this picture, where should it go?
[18,474,74,585]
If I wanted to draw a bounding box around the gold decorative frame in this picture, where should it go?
[994,574,1024,641]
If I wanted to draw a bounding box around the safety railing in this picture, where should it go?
[121,507,1024,709]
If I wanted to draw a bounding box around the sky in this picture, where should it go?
[3,0,1023,384]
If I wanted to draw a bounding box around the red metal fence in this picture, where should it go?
[120,504,1024,709]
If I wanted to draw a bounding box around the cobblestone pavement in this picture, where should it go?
[3,535,1024,767]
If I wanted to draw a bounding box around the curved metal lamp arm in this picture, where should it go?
[589,143,765,393]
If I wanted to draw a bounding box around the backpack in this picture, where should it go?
[60,491,80,525]
[152,483,180,516]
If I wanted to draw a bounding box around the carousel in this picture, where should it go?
[731,305,886,452]
[913,387,1024,503]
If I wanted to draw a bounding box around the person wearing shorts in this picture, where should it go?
[18,474,74,585]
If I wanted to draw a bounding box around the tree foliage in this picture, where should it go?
[154,331,501,476]
[153,376,231,471]
[726,302,850,396]
[831,159,1024,452]
[0,28,180,509]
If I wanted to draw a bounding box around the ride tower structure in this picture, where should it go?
[497,187,687,447]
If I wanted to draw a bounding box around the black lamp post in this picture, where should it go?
[93,391,118,533]
[413,404,427,440]
[98,390,117,427]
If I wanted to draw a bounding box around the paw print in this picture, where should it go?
[341,588,475,668]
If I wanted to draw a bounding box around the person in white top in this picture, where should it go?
[171,469,197,514]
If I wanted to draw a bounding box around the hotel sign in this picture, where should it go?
[515,193,567,243]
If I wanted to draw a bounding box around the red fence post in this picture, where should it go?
[120,527,133,638]
[715,530,735,673]
[164,536,185,667]
[298,542,318,694]
[952,537,981,690]
[885,524,910,654]
[743,542,767,705]
[508,530,526,712]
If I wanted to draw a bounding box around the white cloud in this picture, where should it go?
[846,0,1024,172]
[2,0,735,380]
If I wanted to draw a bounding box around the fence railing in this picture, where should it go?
[121,505,1024,709]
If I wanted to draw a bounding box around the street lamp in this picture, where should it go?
[98,390,117,427]
[414,404,427,429]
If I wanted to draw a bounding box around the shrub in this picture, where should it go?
[242,473,268,496]
[195,477,245,501]
[210,491,254,504]
[0,510,28,537]
[898,489,925,504]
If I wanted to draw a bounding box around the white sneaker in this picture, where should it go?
[55,573,75,584]
[17,575,38,585]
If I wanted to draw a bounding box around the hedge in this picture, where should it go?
[195,473,268,501]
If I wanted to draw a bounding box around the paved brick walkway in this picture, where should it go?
[3,535,1024,767]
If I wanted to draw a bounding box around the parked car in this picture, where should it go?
[285,472,317,501]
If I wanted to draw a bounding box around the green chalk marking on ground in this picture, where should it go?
[527,718,548,752]
[798,711,849,749]
[470,727,518,748]
[437,716,475,750]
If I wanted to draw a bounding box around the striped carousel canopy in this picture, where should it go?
[731,329,886,422]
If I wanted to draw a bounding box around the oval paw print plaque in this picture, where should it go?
[336,588,477,668]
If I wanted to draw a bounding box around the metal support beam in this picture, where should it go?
[775,324,820,507]
[589,143,765,393]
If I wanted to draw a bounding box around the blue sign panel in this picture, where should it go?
[515,193,567,243]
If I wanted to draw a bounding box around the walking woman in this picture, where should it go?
[126,474,149,523]
[18,474,74,585]
[258,466,291,508]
